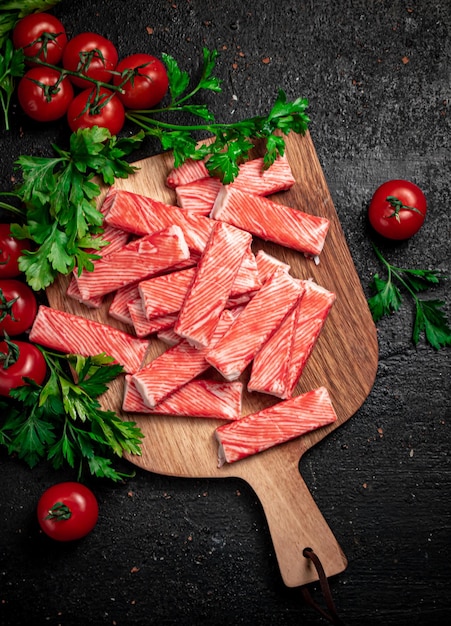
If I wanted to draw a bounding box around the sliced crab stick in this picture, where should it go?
[211,186,330,258]
[247,295,301,399]
[127,299,177,338]
[255,249,291,284]
[175,177,223,216]
[131,308,239,408]
[166,158,210,188]
[215,386,338,466]
[108,284,139,325]
[229,154,296,195]
[123,376,243,420]
[29,305,149,374]
[283,279,336,397]
[248,280,335,398]
[103,187,214,255]
[75,225,190,300]
[206,268,303,381]
[174,221,253,348]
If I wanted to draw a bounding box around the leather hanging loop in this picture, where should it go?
[301,547,345,625]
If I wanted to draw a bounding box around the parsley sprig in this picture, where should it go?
[0,349,143,482]
[126,48,310,183]
[4,126,144,291]
[368,243,451,350]
[0,39,24,130]
[0,1,62,46]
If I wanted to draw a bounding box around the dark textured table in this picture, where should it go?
[1,1,450,624]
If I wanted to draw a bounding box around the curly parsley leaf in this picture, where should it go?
[7,127,144,290]
[1,349,143,481]
[126,48,310,181]
[368,244,451,350]
[0,39,24,130]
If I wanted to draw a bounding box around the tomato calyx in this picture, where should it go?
[386,195,425,222]
[75,47,108,77]
[26,73,66,103]
[0,289,19,323]
[25,31,65,62]
[0,333,20,369]
[45,501,72,521]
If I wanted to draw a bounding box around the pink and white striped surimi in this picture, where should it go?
[255,249,291,284]
[166,158,210,188]
[108,284,139,325]
[75,225,190,300]
[174,222,253,348]
[175,177,223,216]
[215,386,338,466]
[131,308,239,408]
[211,186,330,258]
[138,247,259,322]
[247,294,301,399]
[103,187,213,255]
[229,154,296,195]
[206,268,303,381]
[66,223,130,308]
[123,376,243,420]
[29,305,149,374]
[248,280,335,398]
[283,279,336,397]
[127,299,177,338]
[139,268,196,320]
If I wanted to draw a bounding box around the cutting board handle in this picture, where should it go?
[243,453,347,588]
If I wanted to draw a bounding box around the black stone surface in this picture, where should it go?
[0,1,450,625]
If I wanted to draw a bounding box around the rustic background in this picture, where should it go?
[1,1,450,624]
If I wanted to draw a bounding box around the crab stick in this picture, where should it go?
[103,187,214,255]
[206,268,303,381]
[248,280,335,398]
[75,225,190,300]
[131,308,239,408]
[255,249,291,284]
[127,299,177,338]
[229,154,296,195]
[211,186,330,258]
[215,386,338,466]
[123,376,243,420]
[175,177,223,216]
[174,222,253,348]
[166,158,210,188]
[29,305,149,374]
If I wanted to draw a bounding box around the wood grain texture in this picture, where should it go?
[46,131,378,587]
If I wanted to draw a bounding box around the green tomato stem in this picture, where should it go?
[45,501,72,521]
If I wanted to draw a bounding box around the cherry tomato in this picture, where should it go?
[37,482,99,542]
[12,12,68,65]
[0,279,37,336]
[17,67,74,122]
[0,224,31,278]
[368,180,427,240]
[0,338,46,396]
[62,32,118,88]
[67,87,125,135]
[113,53,169,109]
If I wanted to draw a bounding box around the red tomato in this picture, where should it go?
[113,53,169,109]
[37,482,99,542]
[0,338,46,396]
[368,180,427,240]
[0,224,31,278]
[12,12,68,65]
[0,279,37,336]
[17,67,74,122]
[62,32,118,88]
[67,87,125,135]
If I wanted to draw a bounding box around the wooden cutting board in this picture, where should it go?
[47,130,378,588]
